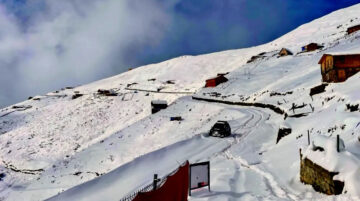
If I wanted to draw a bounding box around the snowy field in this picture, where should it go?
[1,3,360,201]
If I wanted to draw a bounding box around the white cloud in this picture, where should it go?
[0,0,171,107]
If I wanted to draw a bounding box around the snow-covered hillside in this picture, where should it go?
[1,3,360,201]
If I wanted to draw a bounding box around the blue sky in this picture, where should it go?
[127,0,360,66]
[0,0,359,107]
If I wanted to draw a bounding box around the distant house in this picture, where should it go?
[347,24,360,35]
[151,100,168,114]
[279,48,293,57]
[247,52,266,63]
[97,89,117,96]
[318,53,360,82]
[205,74,228,87]
[301,43,323,52]
[216,72,229,77]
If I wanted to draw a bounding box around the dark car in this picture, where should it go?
[209,121,231,138]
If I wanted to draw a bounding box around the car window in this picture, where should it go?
[215,123,225,129]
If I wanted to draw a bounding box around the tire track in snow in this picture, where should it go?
[189,99,296,200]
[225,150,296,201]
[220,108,297,201]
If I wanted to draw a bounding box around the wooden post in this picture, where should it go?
[153,174,158,191]
[337,135,340,152]
[189,166,191,196]
[292,103,296,114]
[208,161,211,192]
[299,148,302,182]
[309,104,314,112]
[307,130,310,145]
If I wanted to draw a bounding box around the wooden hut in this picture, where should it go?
[318,53,360,82]
[302,43,323,52]
[347,24,360,35]
[205,74,228,88]
[279,48,293,57]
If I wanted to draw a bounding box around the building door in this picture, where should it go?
[338,70,346,81]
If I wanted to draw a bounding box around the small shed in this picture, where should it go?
[347,24,360,35]
[301,43,323,52]
[318,53,360,82]
[217,72,229,76]
[279,48,293,57]
[97,89,117,96]
[151,100,168,114]
[205,74,228,88]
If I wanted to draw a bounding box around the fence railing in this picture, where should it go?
[119,182,154,201]
[119,162,186,201]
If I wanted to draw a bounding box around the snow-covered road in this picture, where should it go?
[188,105,297,201]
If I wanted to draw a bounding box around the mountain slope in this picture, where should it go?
[1,3,360,201]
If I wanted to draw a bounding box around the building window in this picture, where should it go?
[339,56,345,64]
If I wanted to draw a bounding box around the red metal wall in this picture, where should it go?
[205,75,228,88]
[133,162,189,201]
[205,79,217,87]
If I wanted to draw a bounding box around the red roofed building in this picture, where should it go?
[347,24,360,35]
[205,74,228,87]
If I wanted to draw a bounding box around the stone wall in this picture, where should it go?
[300,156,344,195]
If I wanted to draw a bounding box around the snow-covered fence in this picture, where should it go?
[125,87,194,94]
[119,182,154,201]
[192,96,286,115]
[119,161,189,201]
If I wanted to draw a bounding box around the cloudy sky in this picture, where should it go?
[0,0,359,108]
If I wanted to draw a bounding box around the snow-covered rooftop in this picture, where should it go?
[151,100,168,105]
[324,51,360,56]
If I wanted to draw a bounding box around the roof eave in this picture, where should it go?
[318,54,330,64]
